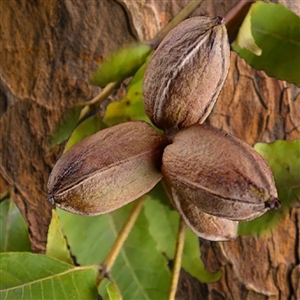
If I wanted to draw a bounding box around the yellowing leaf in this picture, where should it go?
[46,210,73,265]
[103,95,150,126]
[232,9,262,56]
[103,62,151,126]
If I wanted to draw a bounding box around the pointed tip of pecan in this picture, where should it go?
[265,197,281,210]
[216,15,225,25]
[47,193,56,206]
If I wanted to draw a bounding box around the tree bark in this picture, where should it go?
[1,0,299,298]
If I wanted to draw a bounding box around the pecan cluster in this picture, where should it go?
[47,16,280,241]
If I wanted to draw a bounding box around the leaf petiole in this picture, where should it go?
[78,81,119,123]
[168,218,187,300]
[96,196,146,287]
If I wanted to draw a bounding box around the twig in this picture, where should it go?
[84,81,119,107]
[168,218,187,300]
[96,196,146,287]
[78,81,119,122]
[147,0,205,49]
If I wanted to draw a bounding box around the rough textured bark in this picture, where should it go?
[1,0,299,299]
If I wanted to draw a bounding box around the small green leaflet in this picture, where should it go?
[64,114,104,152]
[103,62,151,127]
[106,282,122,300]
[103,94,149,126]
[232,2,300,86]
[89,44,151,88]
[0,253,98,300]
[0,197,31,252]
[238,139,300,236]
[48,105,82,148]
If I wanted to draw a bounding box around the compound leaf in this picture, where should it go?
[0,253,98,300]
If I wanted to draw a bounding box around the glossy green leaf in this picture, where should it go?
[89,44,151,87]
[0,198,31,252]
[58,201,171,300]
[64,114,104,152]
[48,106,81,148]
[106,282,122,300]
[0,253,98,299]
[144,185,222,283]
[103,62,150,127]
[46,210,73,265]
[232,2,300,85]
[238,139,300,236]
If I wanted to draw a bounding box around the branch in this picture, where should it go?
[78,81,119,122]
[168,218,187,300]
[147,0,205,49]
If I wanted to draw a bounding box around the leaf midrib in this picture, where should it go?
[252,26,300,47]
[108,215,151,300]
[0,265,97,292]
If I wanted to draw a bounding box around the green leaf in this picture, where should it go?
[0,253,98,299]
[103,62,151,127]
[238,139,300,236]
[106,282,122,300]
[232,8,262,56]
[46,209,73,265]
[255,139,300,191]
[57,209,114,266]
[89,44,151,87]
[142,185,178,258]
[103,95,150,127]
[64,114,104,152]
[48,106,82,148]
[144,185,222,283]
[125,53,152,93]
[0,198,31,252]
[232,2,300,85]
[183,228,222,282]
[58,201,171,300]
[238,188,300,236]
